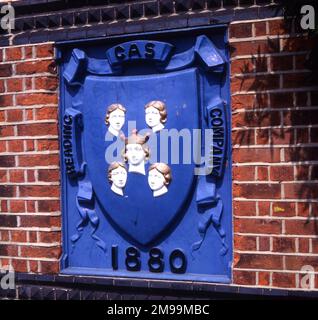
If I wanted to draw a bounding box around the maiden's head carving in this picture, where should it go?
[108,161,128,196]
[148,162,171,197]
[105,103,126,137]
[145,100,167,133]
[122,129,150,175]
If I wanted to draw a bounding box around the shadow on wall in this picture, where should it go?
[231,20,318,235]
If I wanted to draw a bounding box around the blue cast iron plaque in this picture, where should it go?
[58,26,232,283]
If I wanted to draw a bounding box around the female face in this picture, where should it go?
[109,108,125,131]
[145,106,161,128]
[111,166,127,188]
[126,143,145,165]
[148,168,165,191]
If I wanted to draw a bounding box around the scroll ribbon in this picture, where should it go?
[192,175,228,256]
[70,165,107,252]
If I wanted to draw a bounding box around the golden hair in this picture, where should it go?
[145,100,167,124]
[149,162,172,186]
[105,103,126,126]
[107,162,127,184]
[121,129,150,162]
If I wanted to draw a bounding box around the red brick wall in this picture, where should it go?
[0,43,61,274]
[230,17,318,290]
[0,17,317,291]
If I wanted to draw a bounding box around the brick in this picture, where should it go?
[255,129,269,144]
[234,235,257,251]
[233,270,256,285]
[268,19,289,35]
[230,23,252,38]
[234,253,283,269]
[36,44,54,58]
[0,64,12,77]
[257,166,268,180]
[270,56,293,71]
[272,272,296,288]
[254,21,266,36]
[7,140,24,152]
[270,166,294,181]
[11,230,27,242]
[0,200,8,213]
[24,46,33,59]
[39,231,60,243]
[7,78,23,92]
[231,74,279,92]
[233,183,281,199]
[231,94,255,110]
[20,246,61,259]
[295,128,309,144]
[11,259,27,273]
[231,58,254,74]
[10,200,25,213]
[283,73,311,89]
[233,201,256,216]
[259,236,270,251]
[0,244,18,256]
[0,79,5,93]
[16,93,58,106]
[231,39,280,56]
[29,260,39,273]
[234,218,281,234]
[0,94,13,106]
[233,148,280,163]
[35,106,58,120]
[0,155,15,167]
[282,37,315,52]
[285,256,318,270]
[285,220,317,235]
[0,185,15,197]
[284,183,318,199]
[41,260,60,274]
[258,201,270,216]
[297,202,311,217]
[9,170,24,183]
[270,92,294,108]
[20,216,60,228]
[0,169,7,183]
[283,110,318,126]
[0,125,14,137]
[38,200,60,212]
[37,140,59,151]
[38,169,60,182]
[26,200,36,213]
[0,230,9,240]
[16,60,56,75]
[34,77,58,91]
[258,271,270,286]
[284,147,318,162]
[19,185,60,197]
[27,170,36,182]
[233,111,280,128]
[5,47,22,61]
[25,140,35,152]
[273,237,295,253]
[233,166,255,181]
[0,141,6,152]
[19,154,59,167]
[295,165,309,181]
[17,123,58,136]
[28,231,37,242]
[299,238,309,253]
[272,202,296,217]
[232,130,255,145]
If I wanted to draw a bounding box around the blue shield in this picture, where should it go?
[82,68,199,246]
